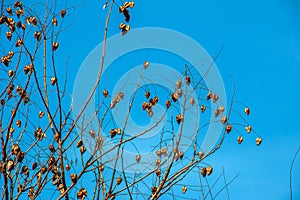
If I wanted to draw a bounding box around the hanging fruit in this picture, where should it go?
[244,107,250,115]
[226,125,232,134]
[185,76,191,85]
[245,125,252,133]
[238,136,243,144]
[256,137,262,146]
[143,60,149,69]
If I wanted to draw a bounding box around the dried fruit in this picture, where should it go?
[77,188,88,199]
[24,64,33,74]
[201,105,206,113]
[39,110,45,118]
[103,2,108,9]
[179,151,184,160]
[198,151,204,159]
[89,130,96,138]
[119,23,130,35]
[176,80,182,88]
[49,144,55,153]
[206,92,213,100]
[66,164,70,171]
[238,136,243,144]
[136,154,141,163]
[151,186,157,194]
[161,148,167,156]
[171,93,178,102]
[51,77,57,85]
[143,60,149,69]
[206,166,213,175]
[6,7,12,15]
[110,128,121,138]
[14,1,23,8]
[32,162,38,170]
[17,151,25,162]
[212,94,219,103]
[246,125,252,133]
[182,186,187,194]
[102,89,108,98]
[165,100,171,108]
[76,139,83,147]
[156,169,161,177]
[221,116,227,124]
[176,114,184,124]
[244,107,250,115]
[177,89,183,98]
[80,146,86,154]
[201,167,207,177]
[52,42,59,51]
[52,18,57,26]
[11,144,20,155]
[15,119,21,128]
[34,31,42,41]
[226,125,232,134]
[8,70,14,77]
[189,98,195,106]
[185,76,191,85]
[71,174,78,183]
[256,137,262,146]
[116,177,122,185]
[6,31,12,40]
[155,159,160,167]
[7,159,14,171]
[60,10,66,18]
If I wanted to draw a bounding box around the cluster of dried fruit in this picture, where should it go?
[110,91,124,109]
[1,51,14,67]
[201,166,213,177]
[173,149,185,162]
[142,92,159,117]
[34,127,46,141]
[110,128,121,138]
[118,2,135,35]
[76,139,87,154]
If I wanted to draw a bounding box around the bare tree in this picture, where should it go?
[0,1,262,199]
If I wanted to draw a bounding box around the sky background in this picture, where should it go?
[4,0,298,199]
[58,0,300,199]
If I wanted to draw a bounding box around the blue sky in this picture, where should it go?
[1,0,298,199]
[58,0,300,199]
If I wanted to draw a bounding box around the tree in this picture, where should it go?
[0,1,262,199]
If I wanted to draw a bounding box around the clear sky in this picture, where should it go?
[58,0,300,199]
[3,0,299,199]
